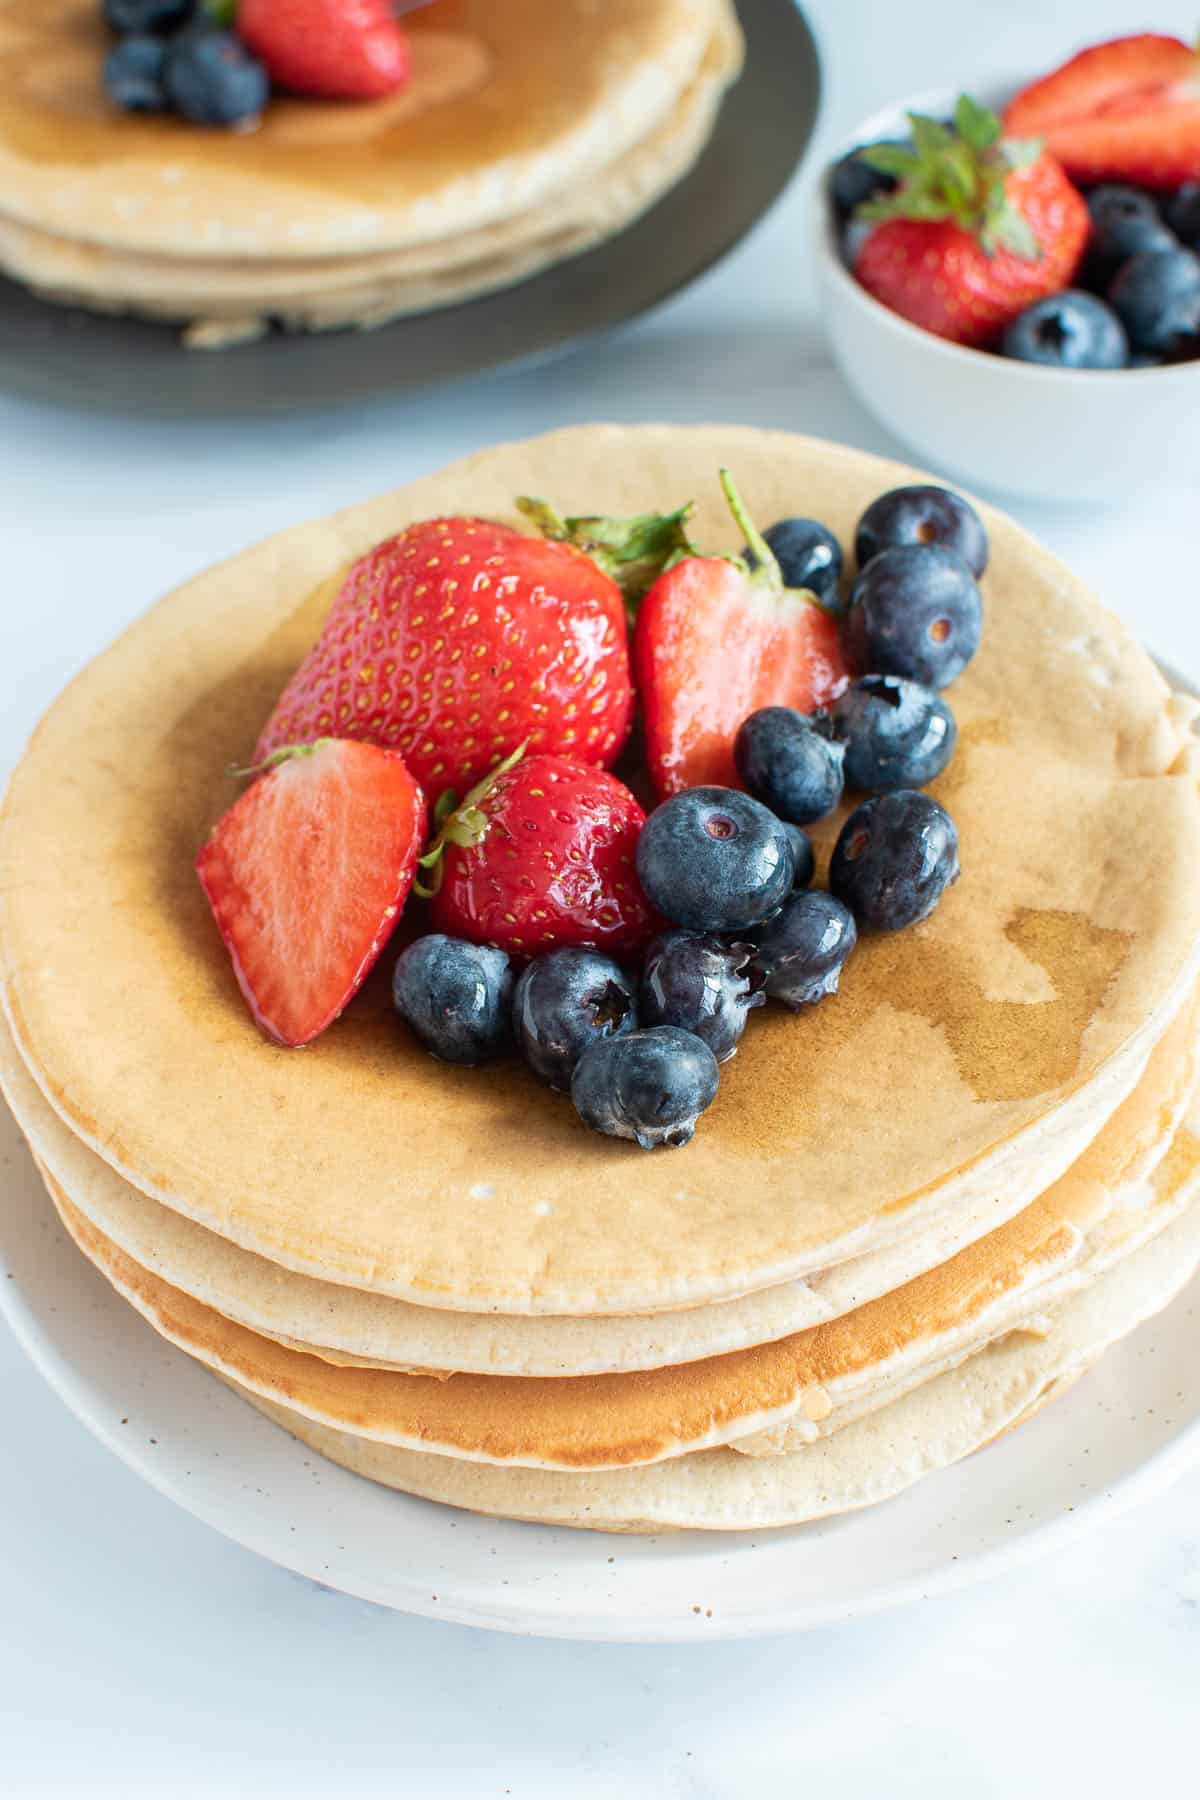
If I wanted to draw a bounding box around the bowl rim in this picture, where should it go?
[814,81,1199,388]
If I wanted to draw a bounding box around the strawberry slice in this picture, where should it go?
[238,0,411,102]
[633,471,852,798]
[196,739,427,1048]
[1004,33,1200,190]
[421,750,659,960]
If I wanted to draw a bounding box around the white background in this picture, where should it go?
[2,0,1198,1792]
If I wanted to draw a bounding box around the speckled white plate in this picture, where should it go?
[3,1080,1200,1642]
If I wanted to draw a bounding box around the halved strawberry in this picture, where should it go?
[238,0,411,102]
[421,750,659,960]
[1004,33,1200,191]
[633,471,852,798]
[196,739,427,1048]
[852,97,1089,347]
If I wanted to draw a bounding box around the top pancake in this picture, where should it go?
[2,425,1199,1315]
[0,0,720,258]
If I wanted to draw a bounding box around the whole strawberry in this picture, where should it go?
[634,471,852,798]
[851,96,1089,348]
[422,752,659,960]
[254,518,637,797]
[239,0,411,101]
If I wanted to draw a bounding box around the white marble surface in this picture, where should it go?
[1,0,1198,1791]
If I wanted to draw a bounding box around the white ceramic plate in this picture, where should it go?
[3,1085,1200,1643]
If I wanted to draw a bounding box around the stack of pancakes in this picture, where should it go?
[3,425,1200,1534]
[0,0,742,345]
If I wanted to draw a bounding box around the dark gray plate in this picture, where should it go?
[0,0,819,418]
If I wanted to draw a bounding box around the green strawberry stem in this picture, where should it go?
[718,468,784,591]
[228,738,335,779]
[204,0,238,24]
[516,497,695,622]
[414,742,528,901]
[857,95,1044,261]
[717,468,835,615]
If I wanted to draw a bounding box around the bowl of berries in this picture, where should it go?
[816,31,1200,503]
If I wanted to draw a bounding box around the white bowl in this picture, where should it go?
[815,85,1200,504]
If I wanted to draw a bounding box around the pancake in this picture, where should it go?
[0,1,721,257]
[3,995,1195,1377]
[3,428,1199,1317]
[32,1094,1200,1471]
[230,1185,1200,1531]
[732,1102,1200,1456]
[0,5,742,339]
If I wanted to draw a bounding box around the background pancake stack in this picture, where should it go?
[2,426,1200,1533]
[0,0,742,344]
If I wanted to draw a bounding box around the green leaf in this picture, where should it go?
[204,0,237,23]
[954,93,1001,152]
[858,143,921,177]
[940,141,979,209]
[909,112,953,158]
[515,497,694,619]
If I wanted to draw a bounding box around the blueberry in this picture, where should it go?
[393,935,514,1065]
[1166,184,1200,250]
[830,675,956,791]
[829,141,906,220]
[734,707,845,825]
[641,932,764,1062]
[748,519,843,612]
[830,791,959,931]
[845,545,982,690]
[571,1026,720,1150]
[1001,291,1128,370]
[782,823,815,889]
[636,788,794,935]
[1108,248,1200,355]
[164,30,268,126]
[855,485,988,579]
[750,890,857,1008]
[513,948,637,1091]
[104,0,195,31]
[1084,186,1176,287]
[103,34,167,112]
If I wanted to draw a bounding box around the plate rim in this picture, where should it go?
[3,1226,1199,1642]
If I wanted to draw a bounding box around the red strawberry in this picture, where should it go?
[852,97,1089,348]
[254,517,647,798]
[633,471,852,799]
[422,751,658,960]
[196,739,426,1048]
[239,0,411,102]
[1004,34,1200,191]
